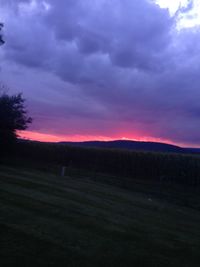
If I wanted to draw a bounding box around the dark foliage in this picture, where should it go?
[0,93,32,152]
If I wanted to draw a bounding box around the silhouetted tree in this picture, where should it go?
[0,23,5,45]
[0,93,32,152]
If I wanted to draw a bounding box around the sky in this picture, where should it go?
[1,0,200,147]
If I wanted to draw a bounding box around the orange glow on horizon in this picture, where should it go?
[17,130,188,147]
[17,130,114,143]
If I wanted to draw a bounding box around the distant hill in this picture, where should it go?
[185,148,200,153]
[59,140,186,153]
[18,138,200,154]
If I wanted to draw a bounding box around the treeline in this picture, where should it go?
[10,140,200,187]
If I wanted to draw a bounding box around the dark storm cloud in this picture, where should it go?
[45,0,173,70]
[1,0,200,145]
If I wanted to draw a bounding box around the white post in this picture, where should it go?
[61,166,66,177]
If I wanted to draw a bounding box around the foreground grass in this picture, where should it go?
[0,165,200,267]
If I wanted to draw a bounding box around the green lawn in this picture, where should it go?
[0,165,200,267]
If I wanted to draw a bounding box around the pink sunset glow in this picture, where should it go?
[18,130,181,147]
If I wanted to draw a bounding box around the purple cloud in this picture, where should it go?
[1,0,200,146]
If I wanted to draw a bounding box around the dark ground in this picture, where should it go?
[1,164,200,267]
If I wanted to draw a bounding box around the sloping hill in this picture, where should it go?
[60,140,184,153]
[185,148,200,153]
[1,166,200,266]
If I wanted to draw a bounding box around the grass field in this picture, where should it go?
[1,165,200,266]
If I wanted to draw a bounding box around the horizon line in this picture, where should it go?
[17,130,199,149]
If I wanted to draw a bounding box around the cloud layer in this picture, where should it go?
[1,0,200,146]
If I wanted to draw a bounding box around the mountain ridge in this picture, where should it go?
[59,139,188,153]
[19,138,200,154]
